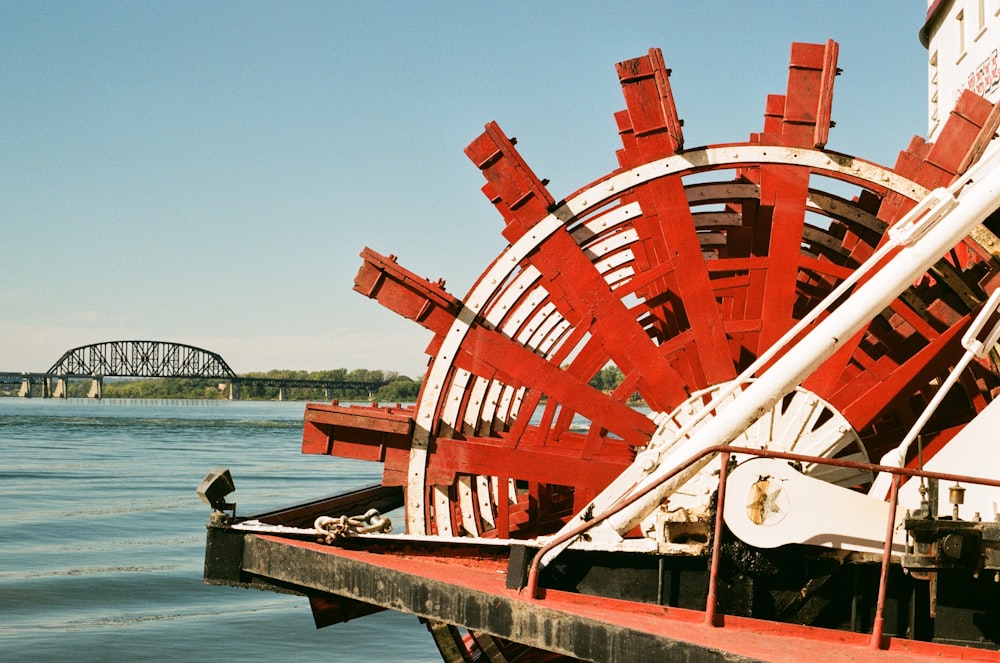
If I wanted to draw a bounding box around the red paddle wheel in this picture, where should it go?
[297,46,1000,658]
[173,37,1000,662]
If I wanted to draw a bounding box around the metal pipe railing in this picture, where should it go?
[703,450,731,627]
[870,474,901,649]
[526,445,1000,646]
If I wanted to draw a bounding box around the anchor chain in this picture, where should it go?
[314,508,392,543]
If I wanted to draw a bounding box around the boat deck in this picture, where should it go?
[218,531,1000,663]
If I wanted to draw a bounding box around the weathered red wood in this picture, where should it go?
[301,403,414,458]
[812,40,839,148]
[836,317,969,432]
[755,165,811,351]
[528,334,614,448]
[354,247,657,445]
[639,178,737,381]
[464,121,555,242]
[780,41,839,147]
[615,48,736,386]
[733,43,841,353]
[425,435,632,489]
[452,308,657,444]
[957,98,1000,174]
[726,171,770,364]
[495,474,511,538]
[730,43,839,358]
[762,94,785,136]
[467,123,694,412]
[615,47,683,162]
[797,255,853,281]
[805,91,996,401]
[300,403,416,487]
[305,402,415,435]
[502,323,591,444]
[354,248,459,333]
[923,90,996,183]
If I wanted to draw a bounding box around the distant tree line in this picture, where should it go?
[101,377,224,399]
[6,365,636,404]
[235,369,420,402]
[47,369,423,401]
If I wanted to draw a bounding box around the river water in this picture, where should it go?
[0,398,441,662]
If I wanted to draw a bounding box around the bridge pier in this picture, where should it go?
[229,381,241,401]
[16,374,55,397]
[52,376,69,399]
[88,376,103,400]
[278,385,287,401]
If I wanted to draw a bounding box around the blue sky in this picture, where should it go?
[1,1,929,378]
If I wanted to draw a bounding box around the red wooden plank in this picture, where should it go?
[836,317,968,431]
[425,435,632,489]
[633,176,738,385]
[355,247,658,445]
[301,403,415,461]
[615,47,683,162]
[812,40,839,148]
[763,94,785,135]
[781,41,839,147]
[755,165,810,351]
[305,402,414,435]
[465,121,555,243]
[805,93,996,398]
[454,312,658,445]
[466,124,694,413]
[615,48,736,387]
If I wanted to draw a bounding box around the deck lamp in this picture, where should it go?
[197,467,236,518]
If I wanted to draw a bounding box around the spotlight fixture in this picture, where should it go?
[196,467,236,517]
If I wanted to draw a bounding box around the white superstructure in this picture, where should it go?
[922,0,1000,139]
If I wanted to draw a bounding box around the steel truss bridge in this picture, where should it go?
[0,340,388,400]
